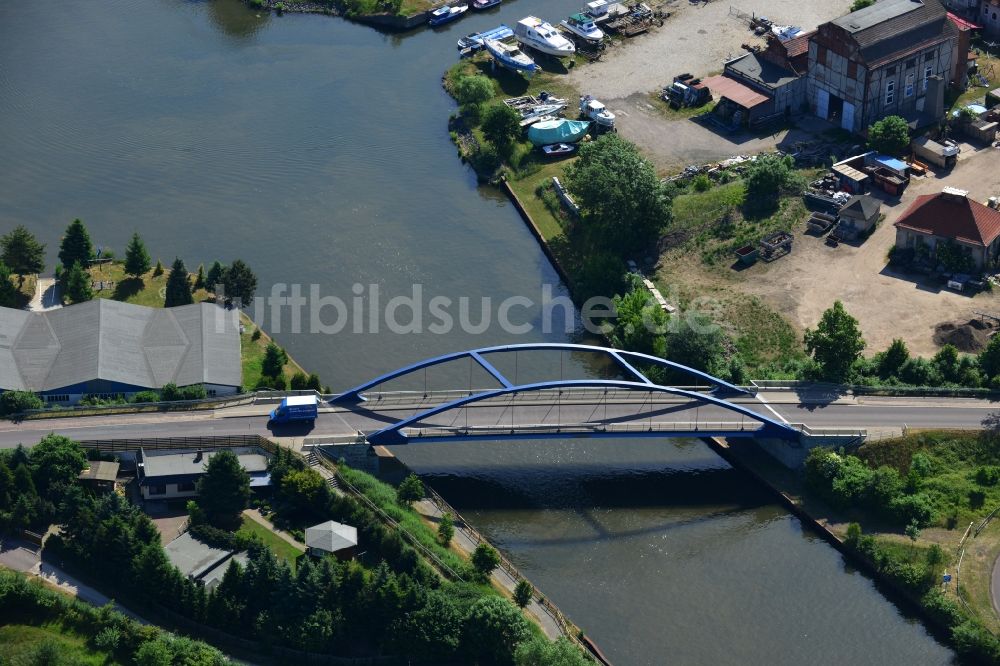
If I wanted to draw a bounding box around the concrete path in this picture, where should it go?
[0,536,147,623]
[413,498,563,640]
[242,509,305,551]
[28,276,61,311]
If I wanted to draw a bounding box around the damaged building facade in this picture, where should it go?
[807,0,958,133]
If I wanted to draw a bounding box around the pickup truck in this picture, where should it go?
[269,395,318,425]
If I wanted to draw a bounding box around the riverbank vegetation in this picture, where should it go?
[0,568,230,665]
[801,431,1000,662]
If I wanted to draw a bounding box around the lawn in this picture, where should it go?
[240,314,310,390]
[0,623,110,666]
[86,260,212,308]
[951,48,1000,110]
[238,515,304,566]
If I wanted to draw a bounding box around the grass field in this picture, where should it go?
[0,623,111,665]
[240,314,310,390]
[239,515,304,566]
[87,261,212,308]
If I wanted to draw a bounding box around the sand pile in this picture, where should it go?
[933,319,995,352]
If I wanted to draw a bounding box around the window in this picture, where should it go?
[886,66,897,76]
[923,65,933,92]
[905,73,914,97]
[45,394,69,403]
[147,484,166,496]
[905,58,916,69]
[177,482,196,492]
[886,80,895,106]
[207,389,217,397]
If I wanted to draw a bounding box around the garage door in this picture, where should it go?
[842,101,855,132]
[816,89,830,119]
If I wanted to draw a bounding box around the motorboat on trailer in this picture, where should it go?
[541,142,578,156]
[429,4,468,26]
[483,38,538,75]
[457,24,513,50]
[513,16,576,57]
[560,13,604,42]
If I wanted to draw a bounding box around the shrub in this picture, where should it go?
[975,465,1000,486]
[691,174,712,192]
[0,390,44,416]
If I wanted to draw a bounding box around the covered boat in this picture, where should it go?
[457,24,513,50]
[483,39,538,75]
[527,119,590,146]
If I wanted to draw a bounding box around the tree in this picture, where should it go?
[58,219,95,271]
[289,372,309,390]
[0,261,19,308]
[454,75,495,107]
[196,449,250,530]
[878,338,910,379]
[845,522,862,547]
[850,0,874,11]
[745,154,796,199]
[306,374,322,392]
[397,473,424,508]
[666,313,725,376]
[868,115,910,156]
[609,276,668,358]
[461,596,531,665]
[64,261,93,304]
[221,259,257,308]
[513,580,533,608]
[437,512,455,547]
[261,343,287,379]
[123,233,151,278]
[566,134,672,256]
[164,258,194,307]
[804,301,865,382]
[206,261,225,293]
[30,434,86,498]
[979,334,1000,380]
[194,264,206,290]
[515,637,592,666]
[0,225,45,282]
[152,259,164,277]
[471,543,500,579]
[480,103,521,157]
[0,390,43,416]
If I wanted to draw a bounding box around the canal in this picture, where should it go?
[0,0,955,663]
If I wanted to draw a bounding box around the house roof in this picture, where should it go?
[828,0,956,67]
[726,52,801,90]
[305,520,358,553]
[78,460,120,483]
[894,190,1000,247]
[841,194,881,219]
[139,447,269,482]
[0,300,240,393]
[702,74,770,109]
[783,31,814,59]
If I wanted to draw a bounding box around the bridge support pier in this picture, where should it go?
[754,432,867,469]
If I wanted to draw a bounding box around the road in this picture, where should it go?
[1,390,998,448]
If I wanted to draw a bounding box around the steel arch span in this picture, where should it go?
[330,344,799,446]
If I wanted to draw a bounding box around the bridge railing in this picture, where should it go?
[77,434,279,455]
[401,421,767,439]
[351,386,719,406]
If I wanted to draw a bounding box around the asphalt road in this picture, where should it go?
[1,391,998,448]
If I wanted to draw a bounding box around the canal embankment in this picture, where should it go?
[242,0,434,30]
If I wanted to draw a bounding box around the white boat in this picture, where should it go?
[580,95,615,128]
[513,16,576,57]
[429,4,468,26]
[483,39,539,75]
[521,102,567,122]
[560,13,604,42]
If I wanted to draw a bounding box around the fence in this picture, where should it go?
[78,434,278,455]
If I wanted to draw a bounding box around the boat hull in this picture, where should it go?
[429,6,468,26]
[472,0,501,9]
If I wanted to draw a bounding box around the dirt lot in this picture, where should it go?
[738,145,1000,357]
[566,0,854,170]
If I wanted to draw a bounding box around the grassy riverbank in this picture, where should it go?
[721,432,1000,661]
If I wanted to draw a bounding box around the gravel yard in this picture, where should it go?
[740,146,1000,357]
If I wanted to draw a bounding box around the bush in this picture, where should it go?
[0,390,44,415]
[867,115,909,156]
[975,465,1000,486]
[691,174,712,192]
[131,390,161,404]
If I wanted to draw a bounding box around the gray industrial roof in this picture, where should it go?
[0,300,240,392]
[841,194,882,219]
[164,531,249,588]
[830,0,954,67]
[140,447,268,480]
[727,53,800,90]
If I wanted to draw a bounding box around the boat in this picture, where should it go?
[483,39,538,75]
[429,4,468,26]
[541,143,578,156]
[527,119,590,146]
[457,24,513,50]
[471,0,501,9]
[513,16,576,57]
[560,13,604,42]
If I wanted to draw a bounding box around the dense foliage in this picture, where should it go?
[0,225,45,282]
[803,301,866,382]
[194,450,251,530]
[164,257,194,307]
[566,134,673,256]
[867,115,910,156]
[58,219,95,272]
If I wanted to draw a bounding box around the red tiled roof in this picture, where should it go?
[702,75,770,109]
[894,192,1000,247]
[947,11,982,31]
[783,30,815,58]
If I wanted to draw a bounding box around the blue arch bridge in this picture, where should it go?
[330,344,864,448]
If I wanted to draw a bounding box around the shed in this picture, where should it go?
[837,195,882,240]
[77,460,120,491]
[305,520,358,559]
[703,74,772,126]
[831,162,870,194]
